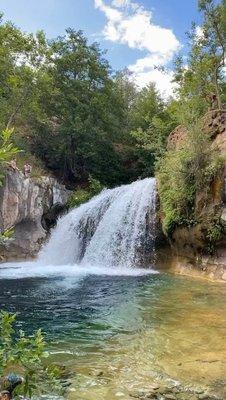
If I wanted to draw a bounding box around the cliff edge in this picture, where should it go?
[0,169,70,261]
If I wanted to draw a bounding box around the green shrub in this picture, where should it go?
[67,176,104,209]
[88,176,104,196]
[157,121,224,236]
[0,128,20,185]
[206,222,224,255]
[0,311,63,399]
[157,148,196,235]
[0,227,14,245]
[67,188,91,209]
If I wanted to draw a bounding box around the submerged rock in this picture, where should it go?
[0,373,23,399]
[130,381,224,400]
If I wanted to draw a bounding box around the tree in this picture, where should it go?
[198,0,225,109]
[174,0,225,121]
[27,29,126,186]
[130,83,163,131]
[0,15,50,132]
[129,85,178,175]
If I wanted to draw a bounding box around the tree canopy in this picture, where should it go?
[0,0,225,190]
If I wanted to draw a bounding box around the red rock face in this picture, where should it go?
[167,109,226,152]
[167,125,188,151]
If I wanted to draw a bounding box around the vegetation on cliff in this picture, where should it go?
[0,0,225,220]
[157,0,226,239]
[157,121,224,235]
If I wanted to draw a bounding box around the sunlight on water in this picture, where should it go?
[0,273,225,400]
[0,178,225,399]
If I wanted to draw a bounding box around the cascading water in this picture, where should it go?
[0,178,157,279]
[39,178,156,269]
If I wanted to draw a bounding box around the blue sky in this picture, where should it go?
[0,0,202,95]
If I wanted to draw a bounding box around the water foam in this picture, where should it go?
[0,178,157,279]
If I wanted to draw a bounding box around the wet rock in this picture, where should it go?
[0,373,23,399]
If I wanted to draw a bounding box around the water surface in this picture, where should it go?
[0,270,226,399]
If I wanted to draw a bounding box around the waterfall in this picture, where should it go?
[38,178,156,269]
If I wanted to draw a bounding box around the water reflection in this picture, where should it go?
[0,273,226,399]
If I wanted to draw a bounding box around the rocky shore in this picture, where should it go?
[130,383,224,400]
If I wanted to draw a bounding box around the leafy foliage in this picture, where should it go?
[174,0,225,121]
[157,0,225,236]
[0,227,14,245]
[157,122,224,235]
[0,311,63,399]
[67,176,104,209]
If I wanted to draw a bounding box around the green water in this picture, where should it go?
[0,272,226,399]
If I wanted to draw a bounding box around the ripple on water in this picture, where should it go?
[0,272,225,400]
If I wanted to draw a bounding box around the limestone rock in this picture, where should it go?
[0,169,70,260]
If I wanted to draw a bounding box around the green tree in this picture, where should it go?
[198,0,225,109]
[0,14,50,132]
[174,0,225,121]
[130,85,179,175]
[28,29,126,186]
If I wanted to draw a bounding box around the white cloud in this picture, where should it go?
[195,25,204,40]
[94,0,181,97]
[132,69,177,98]
[112,0,131,7]
[129,54,169,73]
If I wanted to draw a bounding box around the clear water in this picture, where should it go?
[0,178,226,399]
[0,271,226,399]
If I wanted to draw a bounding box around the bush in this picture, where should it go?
[157,121,224,236]
[67,176,104,209]
[206,221,224,254]
[157,148,196,235]
[0,128,20,185]
[0,227,14,245]
[0,311,63,399]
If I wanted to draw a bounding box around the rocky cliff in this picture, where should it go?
[157,109,226,281]
[0,169,70,260]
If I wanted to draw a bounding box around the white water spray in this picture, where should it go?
[39,178,156,268]
[0,178,157,279]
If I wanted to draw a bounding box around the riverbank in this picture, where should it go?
[156,246,226,282]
